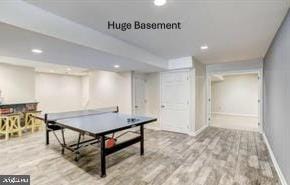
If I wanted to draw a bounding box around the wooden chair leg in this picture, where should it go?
[5,120,9,140]
[5,130,9,140]
[17,117,22,137]
[31,117,34,133]
[39,120,43,130]
[33,117,42,132]
[35,119,39,131]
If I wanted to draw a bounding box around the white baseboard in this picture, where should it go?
[192,125,208,136]
[212,112,258,118]
[145,125,160,130]
[263,133,288,185]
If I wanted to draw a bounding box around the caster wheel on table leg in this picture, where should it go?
[74,153,80,161]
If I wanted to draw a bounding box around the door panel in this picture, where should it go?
[161,71,190,133]
[134,75,146,115]
[207,77,212,126]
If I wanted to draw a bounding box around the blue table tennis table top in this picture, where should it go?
[42,111,157,135]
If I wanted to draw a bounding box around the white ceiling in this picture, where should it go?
[0,56,88,76]
[0,22,163,72]
[0,0,289,73]
[26,0,289,64]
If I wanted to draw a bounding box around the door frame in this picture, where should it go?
[206,75,212,127]
[159,69,193,134]
[206,68,263,133]
[132,72,146,114]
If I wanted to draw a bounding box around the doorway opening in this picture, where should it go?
[207,71,262,132]
[132,72,160,130]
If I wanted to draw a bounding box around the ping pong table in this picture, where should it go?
[38,106,157,177]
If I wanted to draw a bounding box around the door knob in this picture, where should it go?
[135,105,138,108]
[161,105,165,108]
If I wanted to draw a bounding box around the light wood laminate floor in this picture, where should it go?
[0,127,281,185]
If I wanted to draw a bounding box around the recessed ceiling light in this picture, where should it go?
[154,0,166,6]
[114,65,120,68]
[31,49,43,54]
[200,45,208,50]
[67,68,72,71]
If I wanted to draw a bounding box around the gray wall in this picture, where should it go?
[264,9,290,184]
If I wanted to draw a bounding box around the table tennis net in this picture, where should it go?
[46,106,118,121]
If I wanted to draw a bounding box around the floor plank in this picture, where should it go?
[0,127,281,185]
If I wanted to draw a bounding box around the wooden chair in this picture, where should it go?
[0,115,9,140]
[0,113,22,140]
[25,111,42,133]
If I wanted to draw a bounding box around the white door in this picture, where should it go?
[207,76,212,126]
[160,71,190,134]
[257,71,263,132]
[134,75,146,115]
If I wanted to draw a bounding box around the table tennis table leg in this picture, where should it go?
[140,125,144,156]
[45,114,49,145]
[100,135,106,177]
[61,128,66,154]
[46,129,49,145]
